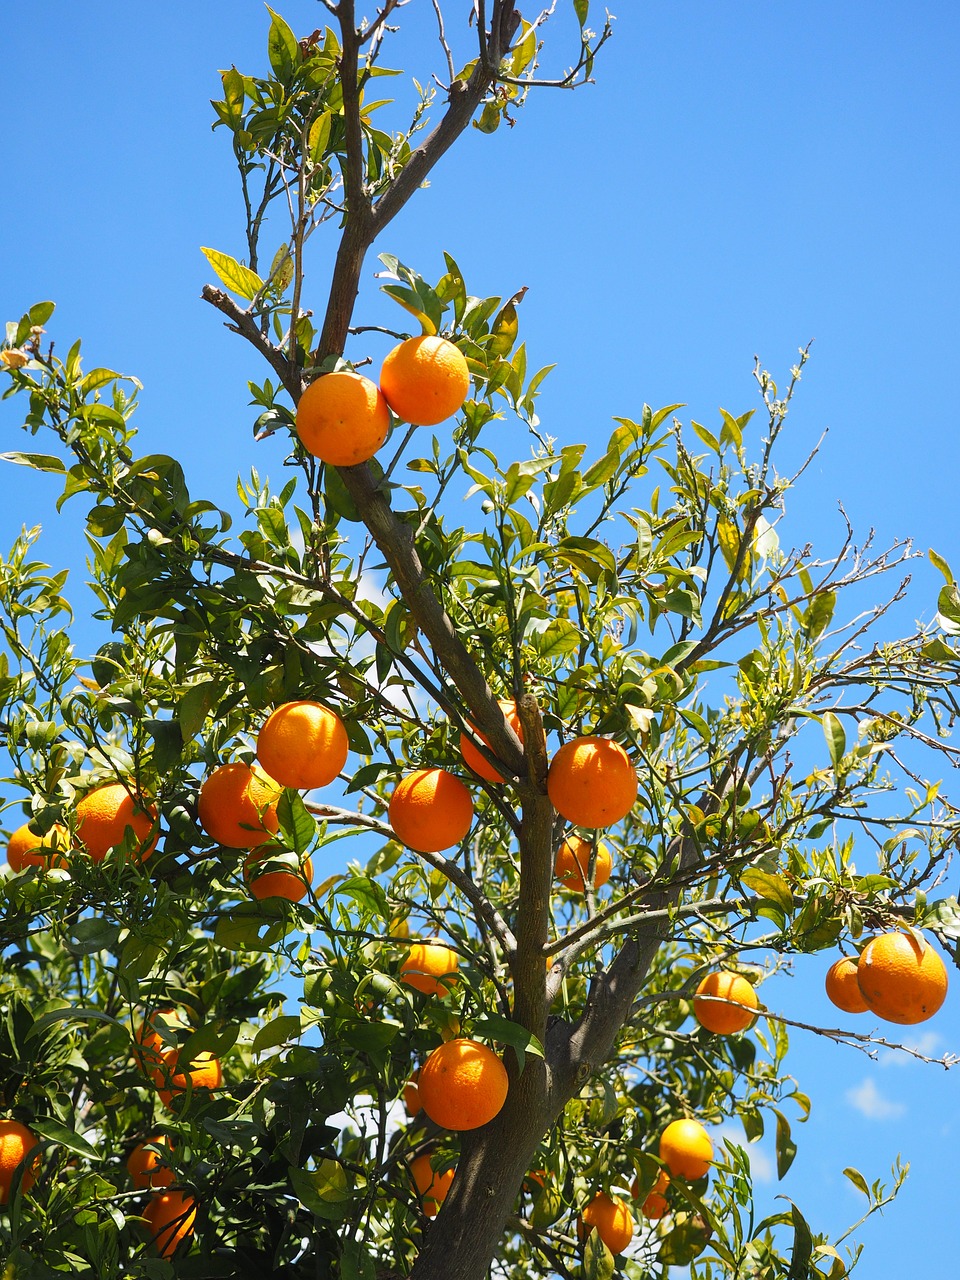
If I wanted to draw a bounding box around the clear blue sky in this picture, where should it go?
[2,3,959,1273]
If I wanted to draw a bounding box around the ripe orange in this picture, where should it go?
[554,834,612,892]
[856,930,948,1024]
[416,1038,508,1132]
[693,971,759,1035]
[403,1070,421,1117]
[143,1189,196,1258]
[75,783,158,863]
[244,849,314,902]
[380,335,470,427]
[631,1169,670,1220]
[409,1152,455,1217]
[198,762,281,850]
[459,699,524,783]
[133,1009,187,1075]
[659,1119,713,1181]
[547,737,638,829]
[577,1192,634,1255]
[0,1119,39,1203]
[153,1049,222,1108]
[399,941,459,996]
[127,1137,174,1190]
[388,768,474,853]
[6,821,69,872]
[256,701,349,790]
[825,956,869,1014]
[295,370,391,467]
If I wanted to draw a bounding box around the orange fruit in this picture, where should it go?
[244,849,314,902]
[631,1169,670,1220]
[416,1038,508,1132]
[409,1152,455,1217]
[379,335,470,427]
[6,821,69,872]
[295,370,391,467]
[127,1137,174,1190]
[403,1070,421,1117]
[399,941,459,996]
[0,1119,39,1203]
[75,783,158,863]
[389,768,474,853]
[459,699,524,783]
[153,1049,222,1109]
[133,1009,187,1075]
[143,1189,196,1258]
[256,701,349,790]
[577,1192,634,1254]
[856,930,948,1024]
[198,762,281,850]
[554,834,612,892]
[547,737,638,829]
[693,971,759,1035]
[659,1119,713,1181]
[825,956,869,1014]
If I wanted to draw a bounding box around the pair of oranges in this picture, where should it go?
[825,931,948,1025]
[387,702,638,857]
[295,334,471,468]
[196,698,350,901]
[127,1138,195,1259]
[7,783,160,873]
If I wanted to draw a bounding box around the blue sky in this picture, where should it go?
[2,2,959,1273]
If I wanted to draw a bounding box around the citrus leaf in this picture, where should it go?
[822,711,846,767]
[200,246,264,301]
[0,452,66,474]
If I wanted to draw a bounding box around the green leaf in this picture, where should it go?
[920,895,960,939]
[14,301,55,346]
[0,452,66,474]
[200,246,265,301]
[552,536,617,584]
[717,517,741,573]
[253,1014,302,1054]
[583,1230,615,1278]
[276,790,317,855]
[802,590,836,641]
[379,283,442,337]
[787,1202,813,1279]
[265,5,299,81]
[178,679,222,742]
[574,0,590,27]
[822,711,846,767]
[842,1166,870,1198]
[308,110,332,163]
[929,547,953,584]
[340,1237,377,1280]
[31,1117,98,1161]
[342,1019,400,1053]
[65,919,121,957]
[471,1013,543,1073]
[774,1109,798,1179]
[741,869,794,913]
[488,299,519,357]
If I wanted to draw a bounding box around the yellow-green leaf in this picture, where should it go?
[200,246,264,300]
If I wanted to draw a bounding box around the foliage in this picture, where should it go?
[0,4,958,1279]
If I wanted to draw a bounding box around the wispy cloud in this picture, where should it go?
[845,1077,905,1120]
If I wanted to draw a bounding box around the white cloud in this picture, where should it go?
[845,1077,905,1120]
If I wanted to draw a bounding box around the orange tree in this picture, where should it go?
[1,4,959,1278]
